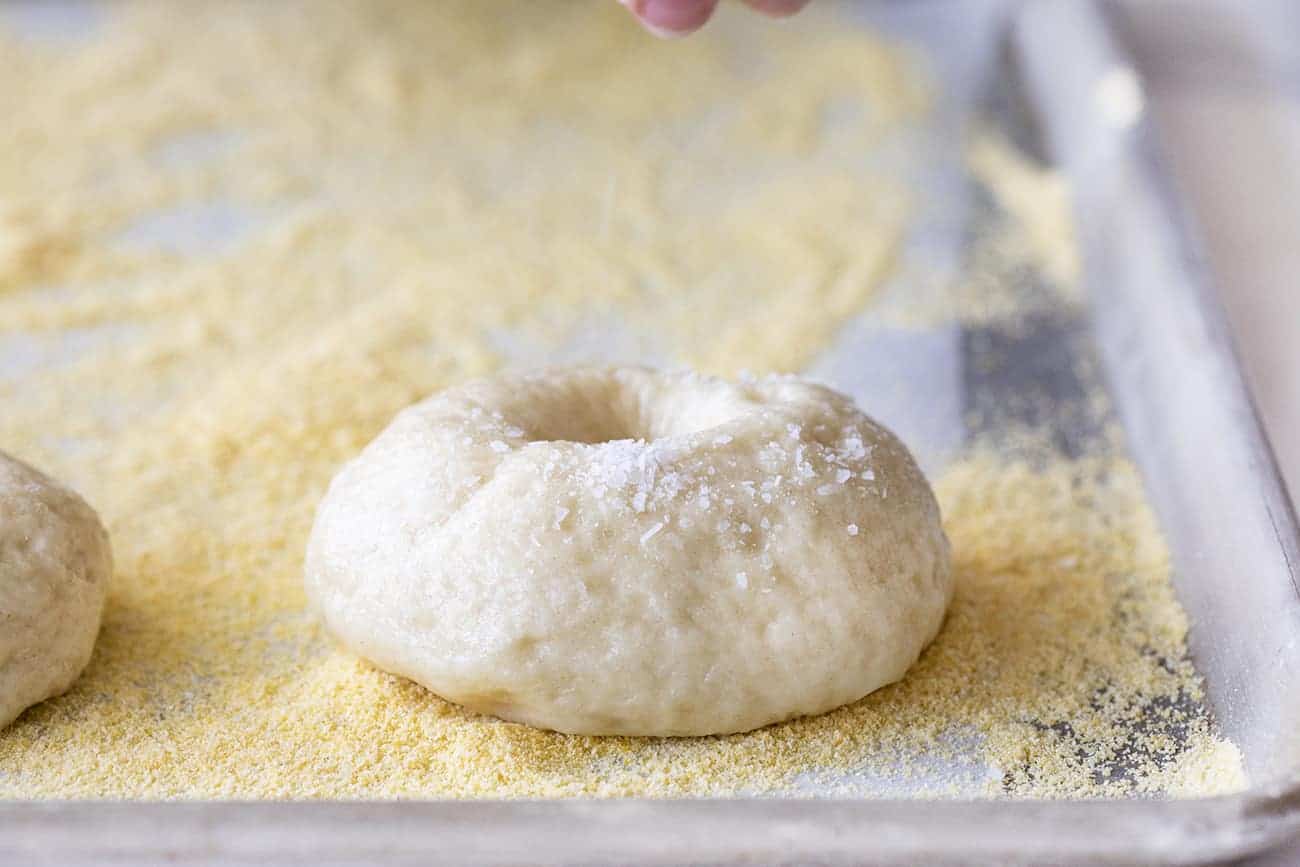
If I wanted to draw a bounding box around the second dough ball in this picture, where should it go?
[305,367,951,736]
[1,451,112,730]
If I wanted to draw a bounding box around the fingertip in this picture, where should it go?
[742,0,812,18]
[621,0,720,38]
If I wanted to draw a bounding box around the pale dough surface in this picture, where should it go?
[305,367,952,736]
[0,452,112,729]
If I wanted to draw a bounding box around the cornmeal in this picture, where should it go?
[0,0,1244,798]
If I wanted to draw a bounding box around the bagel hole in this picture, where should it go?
[526,411,643,445]
[514,377,747,444]
[521,388,652,444]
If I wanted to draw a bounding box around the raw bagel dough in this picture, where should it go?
[305,367,951,736]
[1,452,112,729]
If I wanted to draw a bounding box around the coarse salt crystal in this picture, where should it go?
[554,507,569,529]
[639,521,665,544]
[735,571,748,589]
[816,483,836,496]
[659,470,684,501]
[794,447,815,480]
[835,468,851,484]
[847,524,859,536]
[489,440,509,453]
[838,434,867,460]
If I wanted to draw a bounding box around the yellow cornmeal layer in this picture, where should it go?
[861,130,1085,330]
[1,449,1245,799]
[967,131,1082,294]
[0,1,1244,798]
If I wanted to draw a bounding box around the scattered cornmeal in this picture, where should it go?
[0,0,1244,798]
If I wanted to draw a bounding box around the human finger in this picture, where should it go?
[618,0,721,38]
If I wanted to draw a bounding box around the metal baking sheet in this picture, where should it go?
[2,0,1299,863]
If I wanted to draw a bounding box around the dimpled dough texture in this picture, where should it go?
[305,367,952,736]
[1,452,112,730]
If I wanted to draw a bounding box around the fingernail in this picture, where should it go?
[632,0,717,38]
[744,0,812,17]
[640,19,689,39]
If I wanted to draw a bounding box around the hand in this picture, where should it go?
[619,0,812,37]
